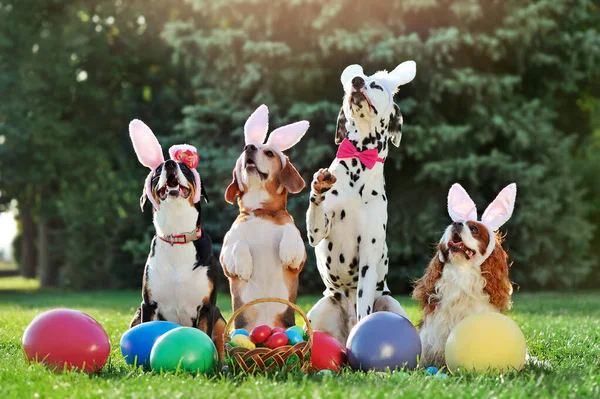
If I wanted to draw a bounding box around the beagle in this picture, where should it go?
[221,105,309,330]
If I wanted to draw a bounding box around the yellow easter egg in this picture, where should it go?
[231,334,256,350]
[445,312,526,373]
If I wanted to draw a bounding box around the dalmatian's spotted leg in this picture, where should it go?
[372,243,410,320]
[356,213,387,320]
[306,168,336,247]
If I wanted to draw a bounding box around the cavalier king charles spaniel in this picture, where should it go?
[413,183,517,368]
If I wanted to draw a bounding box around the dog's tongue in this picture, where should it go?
[448,241,460,248]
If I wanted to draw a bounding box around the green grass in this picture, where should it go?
[0,285,599,399]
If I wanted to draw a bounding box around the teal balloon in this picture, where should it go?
[285,329,304,345]
[150,327,217,374]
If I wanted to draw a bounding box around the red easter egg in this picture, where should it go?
[310,331,347,372]
[22,309,111,373]
[249,325,272,344]
[272,327,286,335]
[265,332,289,349]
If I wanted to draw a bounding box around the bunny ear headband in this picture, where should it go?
[340,61,417,116]
[447,183,517,257]
[129,119,203,210]
[240,104,309,189]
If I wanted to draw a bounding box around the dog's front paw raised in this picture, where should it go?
[279,224,306,271]
[221,241,253,281]
[312,168,337,194]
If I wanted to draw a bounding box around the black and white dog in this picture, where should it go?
[128,120,226,358]
[306,62,416,344]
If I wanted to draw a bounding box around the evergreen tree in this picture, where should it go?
[164,0,600,291]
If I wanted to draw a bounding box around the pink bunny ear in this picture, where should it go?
[481,183,517,231]
[129,119,164,169]
[265,121,309,152]
[244,104,269,146]
[448,183,477,222]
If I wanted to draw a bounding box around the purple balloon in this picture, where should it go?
[346,311,421,371]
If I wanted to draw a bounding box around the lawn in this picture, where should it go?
[0,284,599,399]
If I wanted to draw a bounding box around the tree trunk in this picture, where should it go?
[19,203,37,278]
[38,217,57,287]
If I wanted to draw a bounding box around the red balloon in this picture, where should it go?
[22,309,111,373]
[310,331,347,372]
[249,324,272,344]
[265,332,289,349]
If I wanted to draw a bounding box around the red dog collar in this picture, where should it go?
[158,226,202,246]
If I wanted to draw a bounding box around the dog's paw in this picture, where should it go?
[221,241,253,281]
[279,225,305,270]
[312,168,337,194]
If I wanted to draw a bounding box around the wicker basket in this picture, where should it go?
[224,297,313,373]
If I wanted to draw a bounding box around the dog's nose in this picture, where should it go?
[352,76,365,89]
[244,144,257,152]
[164,159,177,171]
[452,221,463,229]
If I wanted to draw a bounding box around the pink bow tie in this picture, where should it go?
[336,139,385,169]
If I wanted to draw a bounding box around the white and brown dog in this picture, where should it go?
[413,183,517,368]
[221,105,308,330]
[128,120,226,358]
[306,61,416,344]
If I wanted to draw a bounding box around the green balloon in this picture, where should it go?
[150,327,217,374]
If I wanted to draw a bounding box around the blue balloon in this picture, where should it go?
[120,321,180,366]
[346,311,421,371]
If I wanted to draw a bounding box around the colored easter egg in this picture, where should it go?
[249,325,272,344]
[425,366,439,375]
[285,329,304,345]
[231,334,256,350]
[272,327,286,335]
[265,332,289,349]
[230,329,249,338]
[287,325,305,336]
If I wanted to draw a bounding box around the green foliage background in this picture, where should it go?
[0,0,598,293]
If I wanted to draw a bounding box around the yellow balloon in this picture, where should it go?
[445,312,526,373]
[231,334,256,350]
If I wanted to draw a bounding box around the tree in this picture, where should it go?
[163,0,600,291]
[0,0,188,288]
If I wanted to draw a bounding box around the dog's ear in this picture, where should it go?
[335,107,347,145]
[200,181,210,204]
[279,158,305,194]
[389,103,403,147]
[225,169,241,204]
[139,187,148,211]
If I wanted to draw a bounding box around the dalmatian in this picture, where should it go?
[306,61,417,344]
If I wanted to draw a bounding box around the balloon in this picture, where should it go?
[346,311,421,371]
[22,309,110,373]
[150,327,217,374]
[445,312,526,373]
[120,321,180,366]
[310,331,346,372]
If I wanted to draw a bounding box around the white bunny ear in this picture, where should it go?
[266,121,309,152]
[481,183,517,231]
[448,183,478,222]
[388,60,416,87]
[129,119,164,169]
[341,64,364,86]
[244,104,269,146]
